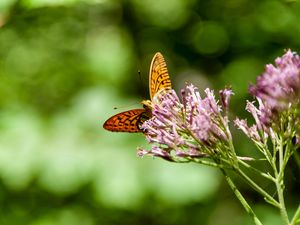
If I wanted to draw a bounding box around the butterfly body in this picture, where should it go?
[103,52,172,133]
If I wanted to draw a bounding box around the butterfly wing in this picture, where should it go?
[149,52,172,100]
[103,109,148,132]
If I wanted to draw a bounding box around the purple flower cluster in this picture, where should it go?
[250,50,300,123]
[235,50,300,141]
[250,50,300,105]
[138,85,234,161]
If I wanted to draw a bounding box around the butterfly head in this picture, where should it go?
[141,100,152,116]
[141,100,152,107]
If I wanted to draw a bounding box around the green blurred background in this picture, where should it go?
[0,0,299,224]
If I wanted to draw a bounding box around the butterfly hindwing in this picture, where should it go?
[103,109,147,132]
[149,52,172,100]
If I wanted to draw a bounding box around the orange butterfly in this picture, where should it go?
[103,52,172,132]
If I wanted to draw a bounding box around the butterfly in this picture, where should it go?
[103,52,172,132]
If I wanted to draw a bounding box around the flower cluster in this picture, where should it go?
[249,50,300,110]
[235,49,300,142]
[138,85,234,162]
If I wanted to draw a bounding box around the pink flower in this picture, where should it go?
[139,84,233,161]
[236,49,300,142]
[249,49,300,126]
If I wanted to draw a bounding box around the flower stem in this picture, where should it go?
[235,168,280,208]
[273,136,290,224]
[238,159,275,182]
[274,175,290,224]
[220,168,263,225]
[290,204,300,225]
[192,158,233,169]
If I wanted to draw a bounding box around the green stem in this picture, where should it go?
[236,168,280,208]
[192,158,233,170]
[290,204,300,225]
[274,175,290,224]
[238,159,275,182]
[220,168,263,225]
[279,136,284,177]
[274,136,290,224]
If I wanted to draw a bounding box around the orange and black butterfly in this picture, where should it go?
[103,52,172,132]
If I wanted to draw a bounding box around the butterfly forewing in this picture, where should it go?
[103,109,147,132]
[149,52,172,100]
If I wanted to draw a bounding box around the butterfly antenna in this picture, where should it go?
[136,69,146,99]
[138,70,145,85]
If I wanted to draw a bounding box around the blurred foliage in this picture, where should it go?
[0,0,299,224]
